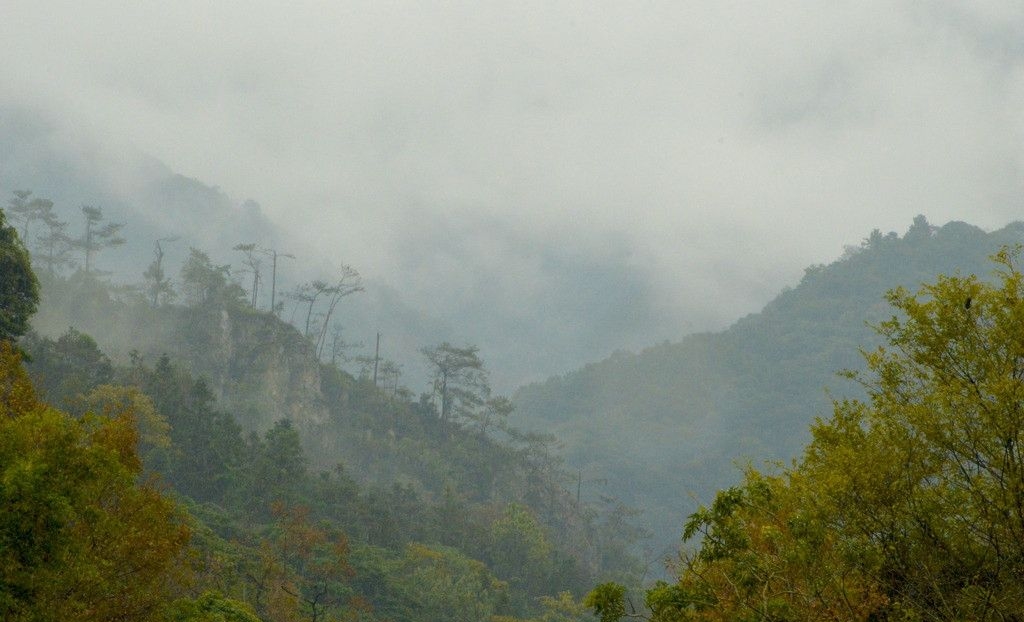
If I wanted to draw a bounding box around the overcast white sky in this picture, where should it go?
[2,1,1024,382]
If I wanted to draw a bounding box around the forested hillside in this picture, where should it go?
[514,217,1024,551]
[1,202,639,621]
[10,183,1024,620]
[587,246,1024,621]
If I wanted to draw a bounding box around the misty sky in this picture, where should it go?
[3,1,1024,385]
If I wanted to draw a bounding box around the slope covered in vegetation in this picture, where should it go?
[587,248,1024,620]
[1,200,639,620]
[514,217,1024,549]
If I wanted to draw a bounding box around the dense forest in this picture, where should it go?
[515,217,1024,554]
[1,198,640,620]
[5,189,1024,621]
[5,3,1023,619]
[587,247,1024,620]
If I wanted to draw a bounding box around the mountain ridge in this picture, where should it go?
[513,217,1024,554]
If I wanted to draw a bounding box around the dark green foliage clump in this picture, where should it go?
[20,328,112,410]
[0,208,39,342]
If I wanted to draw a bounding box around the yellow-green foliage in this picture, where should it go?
[0,342,191,621]
[591,248,1024,621]
[675,249,1024,620]
[165,592,261,622]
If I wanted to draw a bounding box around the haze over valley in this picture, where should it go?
[3,3,1024,620]
[5,2,1024,390]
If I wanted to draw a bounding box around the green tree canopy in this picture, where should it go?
[0,342,191,620]
[421,342,488,427]
[0,207,39,342]
[592,248,1024,621]
[180,247,245,308]
[166,591,261,622]
[75,205,125,274]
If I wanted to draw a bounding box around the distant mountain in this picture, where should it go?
[0,107,450,388]
[512,217,1024,557]
[0,105,685,392]
[0,107,282,277]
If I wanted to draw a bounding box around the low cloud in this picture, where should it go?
[3,1,1023,384]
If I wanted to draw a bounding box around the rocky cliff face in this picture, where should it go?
[170,304,330,432]
[221,307,329,431]
[32,275,331,432]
